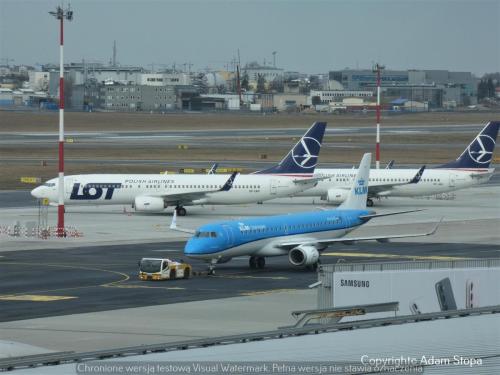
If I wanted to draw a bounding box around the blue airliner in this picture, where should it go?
[171,153,438,274]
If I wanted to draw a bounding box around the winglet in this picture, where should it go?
[219,172,238,192]
[170,209,178,230]
[169,209,196,234]
[409,165,426,184]
[429,217,443,236]
[207,163,218,174]
[385,160,395,169]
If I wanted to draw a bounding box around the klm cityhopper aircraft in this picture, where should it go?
[291,121,499,206]
[171,153,438,274]
[31,122,326,216]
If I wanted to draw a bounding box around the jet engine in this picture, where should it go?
[134,196,166,212]
[288,245,319,267]
[325,188,349,204]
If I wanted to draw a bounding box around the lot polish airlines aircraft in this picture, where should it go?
[289,121,499,206]
[31,122,326,216]
[171,153,438,274]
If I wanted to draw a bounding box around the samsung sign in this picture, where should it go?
[340,279,370,288]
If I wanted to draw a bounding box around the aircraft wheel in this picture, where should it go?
[176,206,187,216]
[366,198,374,207]
[256,257,266,269]
[249,256,258,269]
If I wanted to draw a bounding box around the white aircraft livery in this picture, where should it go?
[31,122,326,215]
[171,153,438,274]
[287,121,499,206]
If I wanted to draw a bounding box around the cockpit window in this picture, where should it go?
[194,231,217,238]
[44,183,56,187]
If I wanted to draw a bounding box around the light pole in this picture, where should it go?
[49,5,73,237]
[372,63,384,169]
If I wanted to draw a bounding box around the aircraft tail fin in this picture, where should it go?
[339,153,371,210]
[436,121,499,169]
[254,121,326,176]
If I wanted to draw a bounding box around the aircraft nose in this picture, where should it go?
[31,186,43,199]
[184,240,200,256]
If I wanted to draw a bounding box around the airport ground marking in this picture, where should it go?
[212,273,289,280]
[108,285,186,290]
[0,294,77,302]
[240,288,301,296]
[0,261,130,293]
[322,252,473,261]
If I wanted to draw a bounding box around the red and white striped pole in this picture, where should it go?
[373,63,384,169]
[50,6,73,237]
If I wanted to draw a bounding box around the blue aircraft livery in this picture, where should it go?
[70,183,122,200]
[255,121,326,176]
[437,121,499,169]
[173,153,438,274]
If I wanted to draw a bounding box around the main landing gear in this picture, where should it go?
[366,198,374,207]
[175,206,187,216]
[207,259,217,275]
[249,256,266,269]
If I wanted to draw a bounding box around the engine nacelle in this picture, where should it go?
[288,245,319,267]
[325,188,349,204]
[134,196,166,212]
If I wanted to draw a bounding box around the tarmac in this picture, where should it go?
[0,183,499,358]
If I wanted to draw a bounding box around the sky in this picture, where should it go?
[0,0,499,76]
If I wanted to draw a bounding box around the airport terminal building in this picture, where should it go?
[328,69,477,107]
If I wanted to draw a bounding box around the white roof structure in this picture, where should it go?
[12,312,499,374]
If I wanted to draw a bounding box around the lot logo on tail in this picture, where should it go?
[70,183,121,200]
[292,137,320,169]
[354,178,368,195]
[468,133,495,164]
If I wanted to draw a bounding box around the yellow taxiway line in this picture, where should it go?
[0,295,77,302]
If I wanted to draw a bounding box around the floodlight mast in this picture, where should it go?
[373,63,384,169]
[49,5,73,237]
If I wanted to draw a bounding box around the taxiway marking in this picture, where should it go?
[0,294,77,302]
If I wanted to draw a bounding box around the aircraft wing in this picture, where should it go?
[293,175,330,185]
[368,165,425,197]
[276,219,440,249]
[160,172,238,205]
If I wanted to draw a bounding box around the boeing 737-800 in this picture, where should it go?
[171,153,438,274]
[284,121,499,206]
[31,122,326,215]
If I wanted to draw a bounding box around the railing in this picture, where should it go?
[281,302,399,328]
[321,258,500,273]
[1,305,499,372]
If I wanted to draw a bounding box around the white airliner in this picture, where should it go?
[283,121,499,206]
[31,122,327,215]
